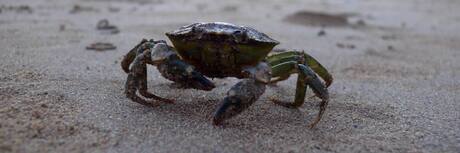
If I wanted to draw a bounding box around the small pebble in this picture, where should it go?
[336,43,355,49]
[387,45,395,51]
[59,24,66,31]
[86,42,116,51]
[96,19,119,34]
[317,29,326,36]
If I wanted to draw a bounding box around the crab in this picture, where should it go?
[121,22,333,128]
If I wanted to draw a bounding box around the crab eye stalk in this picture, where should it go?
[190,26,196,33]
[190,26,204,34]
[232,30,248,43]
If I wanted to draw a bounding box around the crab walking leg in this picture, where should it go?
[269,75,291,84]
[267,55,300,84]
[125,70,151,106]
[298,64,329,128]
[267,54,302,66]
[137,60,174,103]
[266,53,311,84]
[125,52,157,106]
[270,61,329,128]
[121,39,148,73]
[212,79,266,125]
[125,46,173,106]
[270,61,307,108]
[267,51,333,87]
[303,53,333,87]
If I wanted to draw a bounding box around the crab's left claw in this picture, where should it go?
[157,55,216,91]
[189,71,216,91]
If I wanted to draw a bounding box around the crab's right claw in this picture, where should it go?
[213,79,266,126]
[213,97,242,126]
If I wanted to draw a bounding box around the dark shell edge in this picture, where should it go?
[165,22,280,45]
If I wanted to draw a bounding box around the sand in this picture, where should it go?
[0,0,459,152]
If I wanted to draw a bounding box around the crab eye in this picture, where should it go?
[233,30,242,35]
[233,30,248,43]
[191,26,196,32]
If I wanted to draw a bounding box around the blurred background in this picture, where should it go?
[1,0,459,153]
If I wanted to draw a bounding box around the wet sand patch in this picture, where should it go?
[284,11,351,27]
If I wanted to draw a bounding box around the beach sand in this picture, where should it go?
[1,0,459,152]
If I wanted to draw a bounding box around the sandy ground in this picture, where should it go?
[1,0,459,152]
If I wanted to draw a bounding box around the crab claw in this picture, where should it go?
[156,54,216,91]
[212,79,266,126]
[190,71,215,91]
[213,97,243,125]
